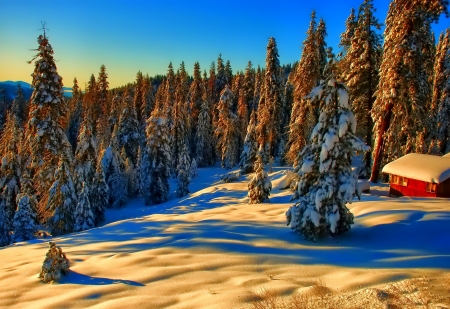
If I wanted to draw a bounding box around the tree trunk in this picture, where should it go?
[370,103,393,182]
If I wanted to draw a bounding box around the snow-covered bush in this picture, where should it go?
[221,170,241,183]
[286,48,369,241]
[39,242,70,283]
[248,155,272,204]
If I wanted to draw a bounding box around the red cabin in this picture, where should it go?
[382,153,450,198]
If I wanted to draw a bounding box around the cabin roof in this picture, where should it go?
[382,153,450,184]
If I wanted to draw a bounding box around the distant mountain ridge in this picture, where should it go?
[0,80,72,101]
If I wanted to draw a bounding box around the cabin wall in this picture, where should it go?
[437,178,450,198]
[389,175,438,197]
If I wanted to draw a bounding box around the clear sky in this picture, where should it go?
[0,0,448,89]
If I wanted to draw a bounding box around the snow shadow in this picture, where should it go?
[58,270,145,286]
[59,208,450,270]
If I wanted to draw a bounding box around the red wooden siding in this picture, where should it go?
[389,174,450,198]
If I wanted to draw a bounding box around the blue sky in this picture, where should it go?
[0,0,448,88]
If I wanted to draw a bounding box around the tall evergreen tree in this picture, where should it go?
[286,11,321,164]
[96,64,109,134]
[188,62,204,152]
[338,8,357,61]
[141,74,155,130]
[239,110,259,174]
[47,155,77,236]
[243,61,255,114]
[176,143,191,198]
[66,78,83,151]
[74,181,94,232]
[195,85,213,167]
[286,49,369,241]
[0,199,11,246]
[116,89,140,165]
[256,37,283,163]
[248,154,272,204]
[144,100,171,205]
[436,31,450,154]
[371,0,447,181]
[11,84,28,127]
[90,162,108,226]
[215,85,238,169]
[316,18,328,81]
[340,0,382,176]
[133,71,145,124]
[24,30,74,224]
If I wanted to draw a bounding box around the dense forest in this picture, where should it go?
[0,0,449,245]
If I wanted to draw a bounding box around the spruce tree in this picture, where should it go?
[66,78,83,151]
[371,0,447,181]
[287,11,321,164]
[24,29,74,224]
[339,0,382,176]
[286,48,369,241]
[0,111,23,224]
[47,155,77,236]
[12,169,38,243]
[239,110,259,174]
[11,84,28,127]
[215,85,238,169]
[141,74,155,129]
[256,37,283,163]
[116,89,140,165]
[176,143,191,198]
[96,65,109,134]
[0,200,11,246]
[74,181,94,232]
[90,163,108,226]
[188,62,204,152]
[145,100,171,205]
[436,33,450,154]
[248,154,272,204]
[195,86,213,167]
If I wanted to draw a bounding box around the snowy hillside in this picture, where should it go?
[0,166,449,308]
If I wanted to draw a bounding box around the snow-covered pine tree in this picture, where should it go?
[215,54,228,102]
[243,61,255,113]
[116,89,140,166]
[215,85,238,169]
[237,88,249,157]
[144,100,171,205]
[124,157,137,198]
[39,242,70,283]
[247,154,272,204]
[436,34,450,154]
[253,66,263,111]
[141,74,155,129]
[256,37,283,164]
[74,113,97,191]
[83,74,97,121]
[188,62,204,151]
[95,64,109,136]
[24,29,74,224]
[90,162,108,227]
[11,83,28,127]
[66,78,83,151]
[190,158,198,179]
[286,48,369,241]
[171,63,190,176]
[286,11,321,164]
[12,169,38,243]
[133,71,145,125]
[339,0,382,176]
[316,19,328,81]
[239,110,259,174]
[74,181,94,232]
[0,111,23,224]
[337,8,357,62]
[370,0,447,181]
[0,200,11,246]
[176,143,191,198]
[47,155,77,236]
[195,84,213,167]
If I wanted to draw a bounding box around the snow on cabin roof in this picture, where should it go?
[382,153,450,184]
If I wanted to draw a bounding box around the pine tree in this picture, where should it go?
[287,11,321,164]
[0,200,11,246]
[338,8,357,61]
[39,242,70,283]
[216,54,227,101]
[253,66,263,111]
[190,158,198,179]
[339,0,382,176]
[141,74,155,128]
[95,65,109,134]
[243,61,255,113]
[11,84,28,127]
[66,78,83,151]
[176,143,191,198]
[215,85,238,169]
[370,0,447,181]
[24,29,74,224]
[90,163,108,227]
[286,49,369,241]
[47,155,77,236]
[239,110,259,174]
[133,71,145,124]
[188,62,204,152]
[73,181,94,232]
[195,86,214,167]
[436,34,450,154]
[0,111,23,224]
[116,89,140,165]
[144,100,171,205]
[256,37,283,163]
[248,154,272,204]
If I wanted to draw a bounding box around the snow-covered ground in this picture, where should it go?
[1,166,449,308]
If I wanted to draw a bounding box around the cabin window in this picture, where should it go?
[391,175,399,184]
[426,182,436,193]
[401,177,408,186]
